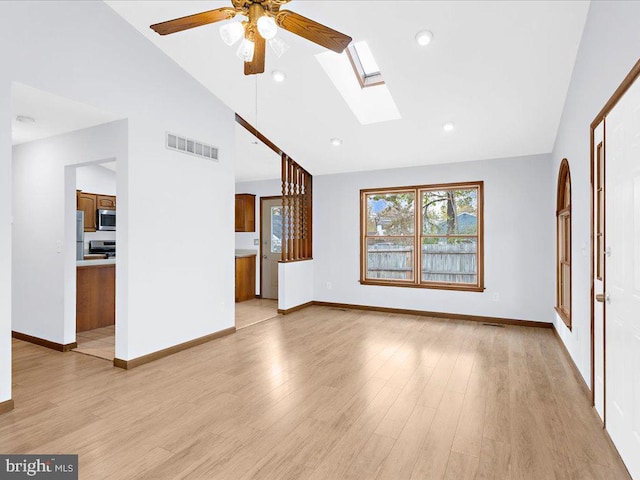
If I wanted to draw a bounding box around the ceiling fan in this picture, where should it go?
[150,0,352,76]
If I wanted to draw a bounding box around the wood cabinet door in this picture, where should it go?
[97,195,116,210]
[76,264,115,332]
[235,196,246,232]
[77,192,97,232]
[235,256,256,302]
[235,194,255,232]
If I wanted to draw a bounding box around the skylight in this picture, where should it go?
[316,49,401,125]
[353,42,380,77]
[347,41,384,88]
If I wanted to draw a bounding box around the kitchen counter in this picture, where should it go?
[235,249,257,258]
[77,258,116,267]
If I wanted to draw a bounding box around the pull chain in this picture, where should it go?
[253,75,259,144]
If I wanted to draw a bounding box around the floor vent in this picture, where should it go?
[166,132,218,161]
[483,323,506,328]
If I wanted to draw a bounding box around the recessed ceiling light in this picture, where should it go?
[415,30,433,47]
[330,138,342,147]
[272,70,286,82]
[443,122,455,132]
[16,115,35,123]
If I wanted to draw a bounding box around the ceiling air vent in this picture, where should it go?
[166,132,218,161]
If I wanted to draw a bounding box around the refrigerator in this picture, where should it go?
[76,210,84,261]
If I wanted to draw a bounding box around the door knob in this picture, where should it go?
[263,255,267,259]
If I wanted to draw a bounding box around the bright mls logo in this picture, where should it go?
[0,455,77,479]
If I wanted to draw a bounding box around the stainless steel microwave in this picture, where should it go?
[97,209,116,231]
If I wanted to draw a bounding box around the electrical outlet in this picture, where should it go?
[254,238,259,246]
[56,241,62,253]
[492,293,500,302]
[326,282,332,290]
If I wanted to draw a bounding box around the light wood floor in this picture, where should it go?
[235,298,279,329]
[3,306,630,479]
[72,298,279,362]
[74,325,115,361]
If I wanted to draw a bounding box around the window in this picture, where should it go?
[361,181,484,291]
[556,159,571,328]
[347,41,385,88]
[271,206,283,254]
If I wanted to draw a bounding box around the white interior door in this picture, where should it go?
[261,198,282,300]
[605,74,640,480]
[593,120,605,422]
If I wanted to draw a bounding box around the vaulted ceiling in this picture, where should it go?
[107,1,590,181]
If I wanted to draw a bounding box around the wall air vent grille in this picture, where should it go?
[166,132,218,161]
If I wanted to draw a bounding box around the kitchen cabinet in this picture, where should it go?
[77,191,117,232]
[77,191,97,232]
[235,255,256,302]
[97,195,116,210]
[76,263,115,332]
[235,194,255,232]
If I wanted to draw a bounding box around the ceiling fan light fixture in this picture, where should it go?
[220,21,244,46]
[236,38,255,62]
[150,1,352,76]
[330,137,343,147]
[415,30,433,47]
[257,15,278,40]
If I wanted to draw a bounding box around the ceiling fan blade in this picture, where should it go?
[245,33,266,75]
[150,8,236,36]
[276,10,351,53]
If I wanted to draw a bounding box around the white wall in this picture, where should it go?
[314,154,555,323]
[76,164,116,196]
[551,1,640,384]
[12,121,125,345]
[1,0,236,405]
[279,260,314,311]
[0,80,12,403]
[235,179,281,294]
[77,163,117,251]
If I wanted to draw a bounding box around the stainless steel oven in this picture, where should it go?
[89,240,116,258]
[97,209,116,231]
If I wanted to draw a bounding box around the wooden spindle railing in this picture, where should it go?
[281,154,312,262]
[234,114,312,263]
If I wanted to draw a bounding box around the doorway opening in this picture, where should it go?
[233,117,282,330]
[233,194,282,330]
[72,161,117,361]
